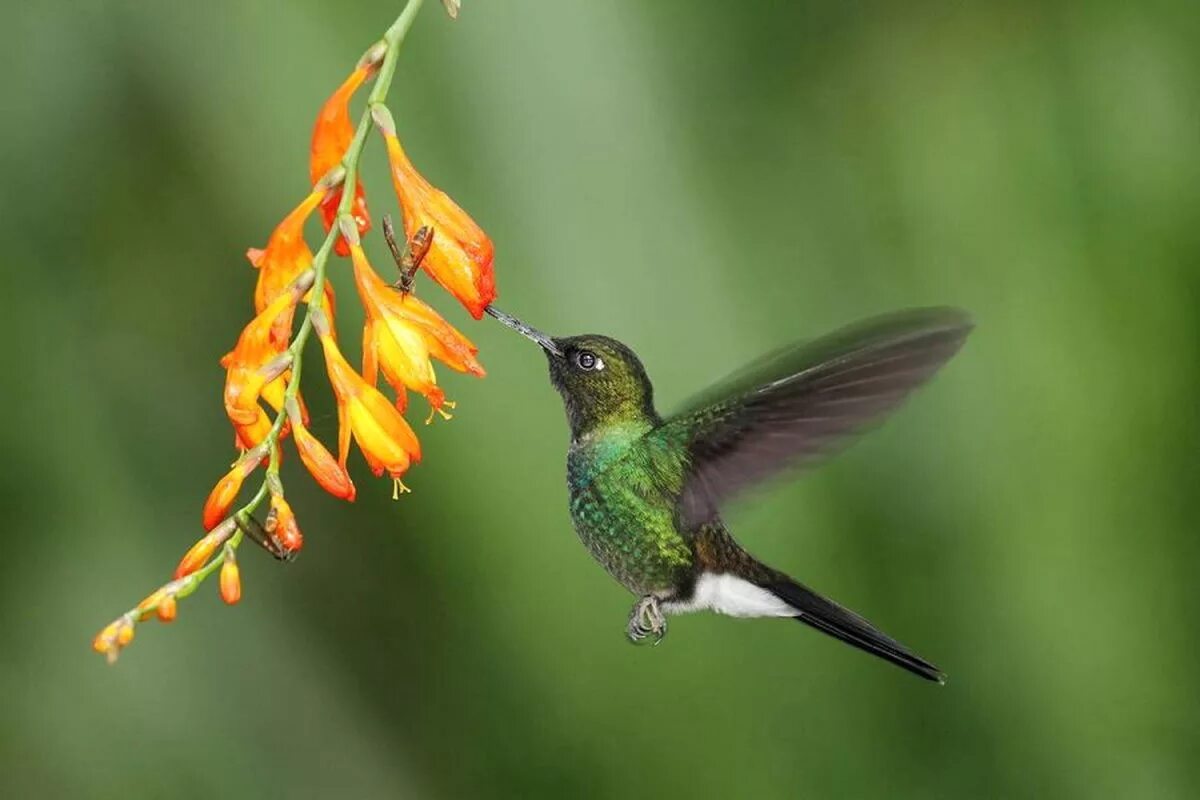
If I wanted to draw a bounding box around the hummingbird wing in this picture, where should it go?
[653,307,973,526]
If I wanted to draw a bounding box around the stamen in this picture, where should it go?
[425,401,455,425]
[391,478,412,500]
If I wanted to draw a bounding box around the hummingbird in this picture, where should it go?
[486,305,972,682]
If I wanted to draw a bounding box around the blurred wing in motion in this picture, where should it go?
[653,307,974,526]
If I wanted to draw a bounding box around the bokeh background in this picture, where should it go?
[3,0,1198,797]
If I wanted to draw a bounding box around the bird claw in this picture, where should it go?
[626,595,667,645]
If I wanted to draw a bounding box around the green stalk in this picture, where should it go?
[97,0,428,650]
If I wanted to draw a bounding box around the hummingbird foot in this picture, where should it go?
[626,595,667,645]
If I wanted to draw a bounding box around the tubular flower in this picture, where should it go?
[174,519,237,580]
[311,64,374,256]
[92,617,135,664]
[219,552,242,605]
[135,587,178,624]
[372,106,496,318]
[291,414,357,501]
[260,371,292,415]
[202,449,267,530]
[267,494,304,554]
[223,272,314,441]
[232,406,273,451]
[247,190,331,347]
[92,9,499,665]
[313,311,421,480]
[156,595,178,623]
[348,240,484,414]
[135,588,169,622]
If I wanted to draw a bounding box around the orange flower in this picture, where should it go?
[175,519,236,579]
[347,238,484,415]
[135,589,165,621]
[372,105,496,318]
[232,405,273,451]
[312,65,373,256]
[201,449,266,530]
[223,271,313,442]
[219,555,242,605]
[313,311,421,480]
[135,588,178,623]
[156,595,178,623]
[291,414,357,501]
[247,190,327,346]
[267,494,303,554]
[260,371,291,415]
[92,617,135,664]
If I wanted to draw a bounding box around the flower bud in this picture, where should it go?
[156,595,178,623]
[219,556,242,605]
[175,519,236,579]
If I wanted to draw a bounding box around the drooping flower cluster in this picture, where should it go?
[94,1,493,663]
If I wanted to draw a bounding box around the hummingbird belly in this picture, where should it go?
[568,474,693,597]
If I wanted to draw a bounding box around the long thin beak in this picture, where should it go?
[485,305,562,357]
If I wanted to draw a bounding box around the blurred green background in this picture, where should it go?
[2,0,1198,797]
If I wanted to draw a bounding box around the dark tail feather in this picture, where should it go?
[763,576,945,683]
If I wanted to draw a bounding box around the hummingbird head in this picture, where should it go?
[485,306,658,439]
[544,334,658,437]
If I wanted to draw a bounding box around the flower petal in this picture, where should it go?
[311,66,372,256]
[293,419,357,501]
[319,330,422,477]
[380,129,496,318]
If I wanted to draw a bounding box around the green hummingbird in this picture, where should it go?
[486,305,972,682]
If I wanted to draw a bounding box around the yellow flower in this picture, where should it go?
[373,105,496,318]
[348,239,484,415]
[314,311,421,481]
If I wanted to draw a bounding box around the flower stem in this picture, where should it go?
[96,0,428,644]
[242,0,428,523]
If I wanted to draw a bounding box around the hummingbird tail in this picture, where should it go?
[762,576,946,683]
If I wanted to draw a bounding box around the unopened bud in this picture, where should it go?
[116,622,135,647]
[219,551,242,605]
[156,595,178,623]
[175,519,236,579]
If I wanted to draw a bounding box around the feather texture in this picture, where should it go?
[650,307,973,526]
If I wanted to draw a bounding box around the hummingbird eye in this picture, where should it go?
[575,350,603,371]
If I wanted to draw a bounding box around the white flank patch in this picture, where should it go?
[666,573,797,618]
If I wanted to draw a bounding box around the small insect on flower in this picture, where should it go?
[311,48,382,256]
[312,309,421,482]
[345,231,484,417]
[372,105,497,319]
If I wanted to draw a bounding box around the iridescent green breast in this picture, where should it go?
[566,424,694,595]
